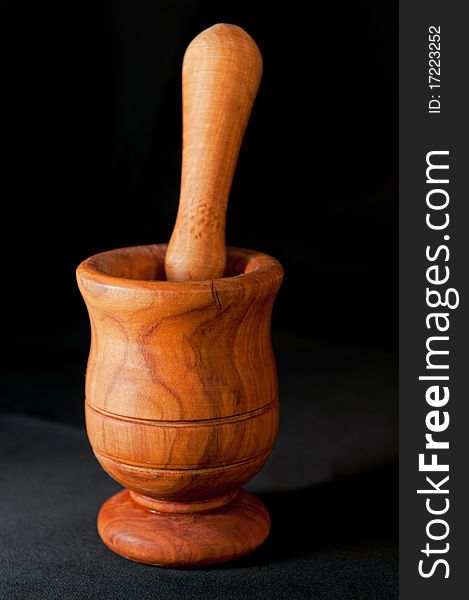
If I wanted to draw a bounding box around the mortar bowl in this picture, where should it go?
[77,243,283,567]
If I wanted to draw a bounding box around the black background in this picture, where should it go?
[2,0,396,363]
[1,1,398,598]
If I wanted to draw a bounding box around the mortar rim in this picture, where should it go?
[76,243,283,294]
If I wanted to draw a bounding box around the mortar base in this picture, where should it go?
[97,488,270,567]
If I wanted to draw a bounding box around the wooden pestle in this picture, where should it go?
[165,23,263,282]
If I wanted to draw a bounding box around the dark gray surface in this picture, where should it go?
[0,335,397,599]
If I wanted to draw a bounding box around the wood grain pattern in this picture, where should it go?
[77,244,283,564]
[165,24,263,282]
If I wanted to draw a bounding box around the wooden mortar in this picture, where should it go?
[77,24,283,567]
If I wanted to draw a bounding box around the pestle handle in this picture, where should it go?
[165,24,263,282]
